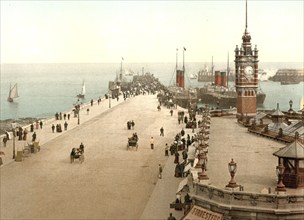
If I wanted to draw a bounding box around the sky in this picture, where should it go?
[0,0,303,63]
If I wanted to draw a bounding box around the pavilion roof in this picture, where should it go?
[273,139,304,159]
[272,103,285,117]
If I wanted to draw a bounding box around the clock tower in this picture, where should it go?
[235,0,259,120]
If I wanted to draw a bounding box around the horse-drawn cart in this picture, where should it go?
[70,147,84,163]
[127,134,138,150]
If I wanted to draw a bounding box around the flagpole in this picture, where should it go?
[120,57,123,81]
[176,48,178,70]
[227,51,229,88]
[183,47,186,72]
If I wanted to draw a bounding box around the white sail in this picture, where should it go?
[77,81,85,98]
[7,83,19,102]
[81,81,85,95]
[189,73,197,79]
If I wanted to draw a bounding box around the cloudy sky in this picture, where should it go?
[1,0,303,63]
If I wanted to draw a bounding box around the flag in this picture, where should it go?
[183,47,186,51]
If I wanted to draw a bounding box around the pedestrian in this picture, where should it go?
[174,151,179,164]
[131,120,135,129]
[127,121,131,130]
[51,124,55,133]
[150,137,154,149]
[18,127,23,140]
[55,112,59,120]
[3,136,8,147]
[39,121,43,129]
[5,131,10,140]
[59,112,62,120]
[160,127,164,136]
[23,128,28,140]
[184,115,188,124]
[0,151,5,166]
[35,121,39,129]
[167,213,176,220]
[79,142,84,153]
[32,132,37,142]
[182,149,188,160]
[91,99,93,106]
[67,113,70,120]
[64,121,68,130]
[170,109,173,116]
[158,164,163,179]
[63,113,67,120]
[30,123,34,132]
[181,128,185,136]
[165,143,169,156]
[87,108,90,115]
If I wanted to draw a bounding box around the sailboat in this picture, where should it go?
[189,73,197,79]
[77,81,85,98]
[7,83,19,102]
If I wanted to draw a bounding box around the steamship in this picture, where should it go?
[197,71,266,109]
[268,69,304,85]
[168,48,198,109]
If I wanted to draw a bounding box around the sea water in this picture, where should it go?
[0,62,303,120]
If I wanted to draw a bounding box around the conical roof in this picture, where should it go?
[272,103,285,117]
[273,140,304,159]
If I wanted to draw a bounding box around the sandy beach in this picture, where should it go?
[0,94,187,219]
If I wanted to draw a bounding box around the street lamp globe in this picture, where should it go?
[228,158,237,174]
[226,158,238,188]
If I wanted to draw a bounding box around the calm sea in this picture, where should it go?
[0,62,303,120]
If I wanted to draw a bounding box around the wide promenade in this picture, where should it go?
[2,93,301,220]
[0,94,185,219]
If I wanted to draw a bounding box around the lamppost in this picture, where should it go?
[108,91,112,108]
[275,159,286,193]
[77,105,80,125]
[11,122,17,160]
[288,99,293,114]
[226,158,238,188]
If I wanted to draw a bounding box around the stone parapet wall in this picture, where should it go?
[191,183,304,219]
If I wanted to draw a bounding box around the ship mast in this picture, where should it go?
[211,56,214,76]
[176,48,178,70]
[120,57,124,81]
[227,52,229,88]
[183,47,186,72]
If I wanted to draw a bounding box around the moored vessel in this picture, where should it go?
[168,48,198,109]
[269,69,304,85]
[77,80,85,98]
[7,83,19,102]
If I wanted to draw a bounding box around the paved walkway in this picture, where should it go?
[0,94,188,220]
[2,94,301,220]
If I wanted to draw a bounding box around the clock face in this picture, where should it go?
[244,66,254,79]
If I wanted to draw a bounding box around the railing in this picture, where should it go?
[193,183,304,212]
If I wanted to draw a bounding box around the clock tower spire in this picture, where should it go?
[234,0,259,121]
